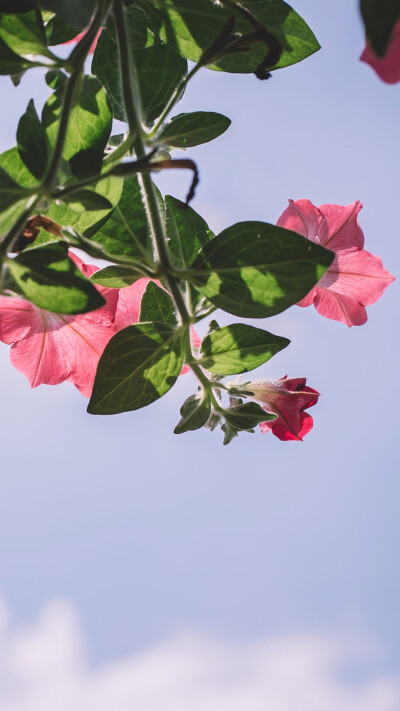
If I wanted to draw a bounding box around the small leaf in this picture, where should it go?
[88,322,183,415]
[157,111,231,148]
[191,221,334,318]
[139,282,178,326]
[174,392,211,433]
[0,9,49,56]
[360,0,400,56]
[6,243,105,313]
[224,402,276,429]
[17,99,49,179]
[200,323,290,374]
[90,265,143,288]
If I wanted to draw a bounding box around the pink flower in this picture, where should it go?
[0,253,149,396]
[360,20,400,84]
[249,376,319,441]
[277,199,394,327]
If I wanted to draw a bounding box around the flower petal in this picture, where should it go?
[277,199,328,244]
[360,21,400,84]
[318,201,364,251]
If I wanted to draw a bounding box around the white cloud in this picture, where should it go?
[0,596,398,711]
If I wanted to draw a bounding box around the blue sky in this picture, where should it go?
[0,1,399,707]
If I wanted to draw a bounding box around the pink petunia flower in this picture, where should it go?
[0,253,149,397]
[277,199,394,327]
[249,376,319,441]
[360,20,400,84]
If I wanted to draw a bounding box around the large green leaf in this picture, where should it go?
[360,0,400,56]
[0,9,49,56]
[174,392,211,433]
[88,322,184,414]
[6,242,105,313]
[165,195,214,266]
[17,99,49,179]
[157,0,320,74]
[39,0,97,31]
[91,175,159,259]
[46,176,123,235]
[133,42,187,125]
[139,281,178,326]
[191,221,334,318]
[42,76,112,178]
[93,7,187,124]
[92,7,154,121]
[157,111,231,148]
[200,323,289,374]
[0,36,33,74]
[0,164,29,214]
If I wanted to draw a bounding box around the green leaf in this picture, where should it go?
[0,164,29,213]
[200,323,289,375]
[157,111,231,148]
[45,14,81,45]
[133,42,187,125]
[139,281,177,326]
[0,9,49,56]
[88,322,183,415]
[90,265,143,288]
[224,401,275,429]
[191,221,334,318]
[63,190,112,212]
[165,195,214,266]
[158,0,320,74]
[6,243,105,313]
[46,176,123,236]
[39,0,97,31]
[174,392,211,433]
[17,99,49,180]
[360,0,400,56]
[92,7,153,121]
[91,175,159,260]
[42,76,112,178]
[0,2,36,12]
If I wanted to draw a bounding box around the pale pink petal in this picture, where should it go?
[113,278,152,329]
[360,21,400,84]
[297,286,318,308]
[277,199,328,244]
[320,249,395,305]
[7,306,118,394]
[312,287,367,327]
[0,296,37,342]
[318,201,364,251]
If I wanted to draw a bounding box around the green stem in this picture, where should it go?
[113,0,192,326]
